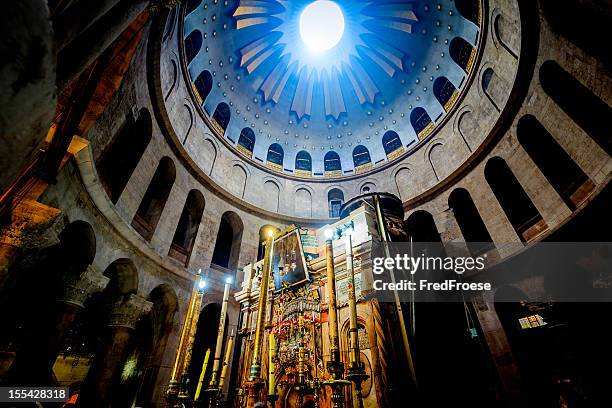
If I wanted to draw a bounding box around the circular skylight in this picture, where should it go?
[299,1,345,52]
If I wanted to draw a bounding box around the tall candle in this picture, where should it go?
[218,331,234,392]
[194,348,211,400]
[268,331,276,396]
[210,280,231,387]
[345,231,360,367]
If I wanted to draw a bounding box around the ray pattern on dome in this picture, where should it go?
[233,0,419,120]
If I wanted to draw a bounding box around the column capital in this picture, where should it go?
[108,293,153,329]
[57,265,109,307]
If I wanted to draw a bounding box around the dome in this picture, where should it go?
[182,0,482,179]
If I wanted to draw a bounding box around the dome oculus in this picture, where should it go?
[299,1,345,52]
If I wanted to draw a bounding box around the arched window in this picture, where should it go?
[405,210,442,242]
[517,115,593,210]
[185,0,202,15]
[132,157,176,241]
[211,212,244,272]
[410,108,433,140]
[194,70,212,105]
[328,188,344,218]
[97,108,152,204]
[484,157,546,242]
[237,128,255,157]
[324,151,342,176]
[184,30,202,65]
[450,37,476,73]
[382,131,403,158]
[448,188,495,255]
[540,60,612,155]
[169,190,205,265]
[266,143,284,171]
[212,102,230,134]
[455,0,480,25]
[187,303,222,396]
[433,77,458,111]
[295,150,312,176]
[353,145,372,172]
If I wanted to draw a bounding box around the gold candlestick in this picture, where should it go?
[324,232,341,376]
[343,227,368,408]
[209,279,232,388]
[323,230,351,408]
[268,331,276,396]
[247,230,275,406]
[167,270,206,404]
[218,331,235,392]
[194,348,211,401]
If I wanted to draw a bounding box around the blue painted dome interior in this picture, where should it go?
[183,0,481,178]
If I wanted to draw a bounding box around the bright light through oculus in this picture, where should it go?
[299,1,345,52]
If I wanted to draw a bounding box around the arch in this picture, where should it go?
[266,143,284,171]
[449,37,476,73]
[410,108,433,140]
[184,29,202,65]
[58,220,97,273]
[324,151,342,176]
[230,164,247,198]
[433,76,458,111]
[448,188,495,255]
[103,258,139,295]
[481,67,506,111]
[194,70,213,105]
[164,59,178,101]
[97,108,152,204]
[202,138,217,175]
[187,303,223,398]
[258,225,281,260]
[394,167,411,201]
[295,188,313,218]
[455,0,480,25]
[382,131,403,157]
[132,157,176,241]
[427,142,445,181]
[185,0,202,15]
[211,211,244,271]
[262,180,280,211]
[352,145,372,172]
[484,157,546,242]
[517,115,593,210]
[295,150,312,176]
[404,210,442,243]
[328,188,344,218]
[169,190,205,265]
[539,60,612,155]
[182,104,194,144]
[360,182,376,194]
[212,102,230,134]
[493,13,519,58]
[237,127,256,157]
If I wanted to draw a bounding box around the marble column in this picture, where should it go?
[78,293,152,408]
[4,266,108,385]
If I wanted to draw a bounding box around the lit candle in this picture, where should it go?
[345,231,360,367]
[194,348,211,400]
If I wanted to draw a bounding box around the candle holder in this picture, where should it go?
[346,362,369,408]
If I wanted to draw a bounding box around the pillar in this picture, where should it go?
[78,294,152,408]
[4,266,108,385]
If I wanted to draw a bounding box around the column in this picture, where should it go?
[5,266,108,385]
[78,294,152,408]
